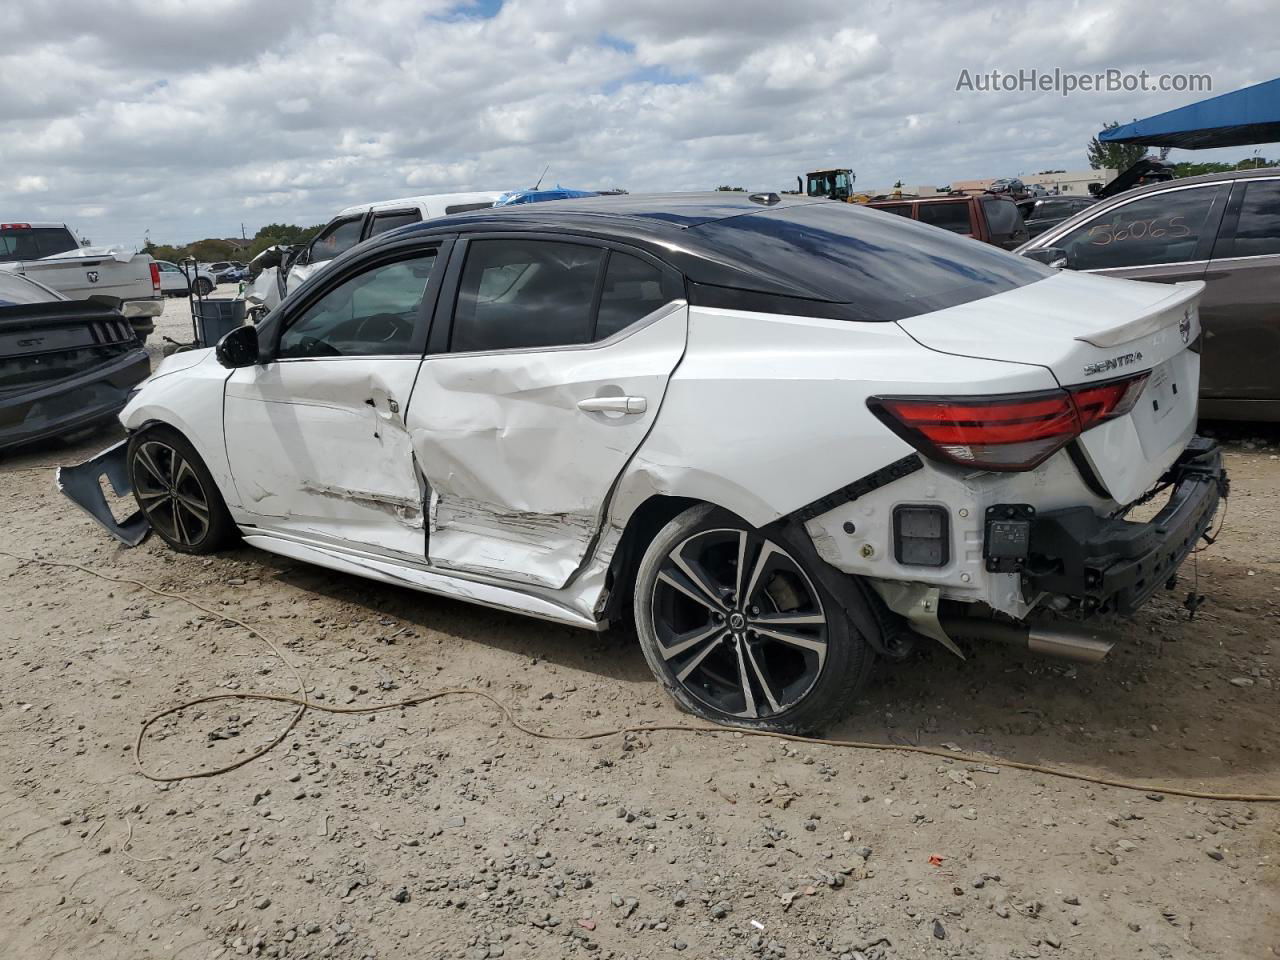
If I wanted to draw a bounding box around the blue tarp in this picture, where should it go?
[495,186,597,206]
[1099,77,1280,150]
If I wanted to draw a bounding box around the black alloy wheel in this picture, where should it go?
[127,427,235,554]
[635,505,873,732]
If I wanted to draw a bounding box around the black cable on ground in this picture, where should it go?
[4,550,1277,803]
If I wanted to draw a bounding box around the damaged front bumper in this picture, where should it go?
[56,437,150,546]
[988,437,1227,616]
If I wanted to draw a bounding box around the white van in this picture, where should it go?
[288,192,504,290]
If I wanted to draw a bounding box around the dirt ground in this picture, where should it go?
[1,305,1277,960]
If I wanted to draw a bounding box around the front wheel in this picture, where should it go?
[127,426,236,554]
[634,505,874,733]
[193,277,213,296]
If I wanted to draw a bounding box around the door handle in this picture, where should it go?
[577,396,647,415]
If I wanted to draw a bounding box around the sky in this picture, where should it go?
[2,0,1277,249]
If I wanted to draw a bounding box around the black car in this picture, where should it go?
[0,271,149,451]
[1016,196,1097,238]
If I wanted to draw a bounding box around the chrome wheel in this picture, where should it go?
[131,440,212,547]
[650,528,828,719]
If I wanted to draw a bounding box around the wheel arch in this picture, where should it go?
[600,493,702,625]
[120,349,234,496]
[600,489,897,658]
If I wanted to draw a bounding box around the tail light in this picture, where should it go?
[149,261,161,294]
[868,372,1149,472]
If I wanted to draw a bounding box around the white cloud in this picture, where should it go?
[0,0,1275,247]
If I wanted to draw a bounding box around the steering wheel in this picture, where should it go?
[289,335,342,358]
[352,312,407,344]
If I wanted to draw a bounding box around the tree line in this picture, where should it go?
[145,222,325,264]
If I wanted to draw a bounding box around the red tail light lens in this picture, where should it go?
[149,261,161,294]
[868,372,1149,472]
[1068,373,1149,429]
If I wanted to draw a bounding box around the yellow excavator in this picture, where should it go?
[799,168,870,203]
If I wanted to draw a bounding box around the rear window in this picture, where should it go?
[688,201,1051,322]
[0,227,80,262]
[0,272,59,305]
[917,201,973,234]
[980,196,1022,235]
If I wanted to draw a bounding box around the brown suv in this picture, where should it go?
[865,194,1029,249]
[1016,168,1280,421]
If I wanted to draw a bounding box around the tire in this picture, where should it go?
[634,504,874,734]
[193,277,213,296]
[127,425,236,554]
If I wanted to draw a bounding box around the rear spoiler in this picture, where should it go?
[1073,281,1204,349]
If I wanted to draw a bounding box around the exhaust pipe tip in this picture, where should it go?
[1026,627,1115,664]
[939,616,1116,663]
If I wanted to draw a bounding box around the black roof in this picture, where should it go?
[425,191,828,229]
[372,192,848,305]
[356,191,1052,323]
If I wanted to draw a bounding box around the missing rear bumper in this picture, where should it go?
[995,437,1226,616]
[55,438,150,546]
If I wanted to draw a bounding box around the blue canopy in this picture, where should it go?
[495,187,597,206]
[1099,77,1280,150]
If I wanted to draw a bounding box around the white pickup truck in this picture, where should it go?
[0,222,163,340]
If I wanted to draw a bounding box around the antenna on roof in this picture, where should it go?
[533,164,549,190]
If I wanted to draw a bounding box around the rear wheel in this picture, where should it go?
[634,504,874,733]
[193,277,213,296]
[127,426,235,554]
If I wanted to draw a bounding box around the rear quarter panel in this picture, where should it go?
[608,306,1059,530]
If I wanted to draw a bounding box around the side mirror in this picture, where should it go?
[215,324,260,368]
[1023,246,1068,269]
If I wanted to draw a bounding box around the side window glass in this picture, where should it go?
[874,204,913,218]
[367,210,423,238]
[444,201,495,215]
[917,202,973,234]
[1058,187,1220,269]
[308,218,363,265]
[277,253,436,359]
[450,240,603,353]
[595,252,669,340]
[1228,180,1280,258]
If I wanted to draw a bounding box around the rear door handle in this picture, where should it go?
[577,396,647,415]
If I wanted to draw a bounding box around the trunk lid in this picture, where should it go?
[897,270,1203,505]
[0,301,138,395]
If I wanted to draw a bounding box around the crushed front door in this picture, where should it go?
[224,359,427,557]
[223,248,446,559]
[407,303,688,589]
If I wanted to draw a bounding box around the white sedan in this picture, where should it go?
[155,260,215,297]
[59,193,1226,732]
